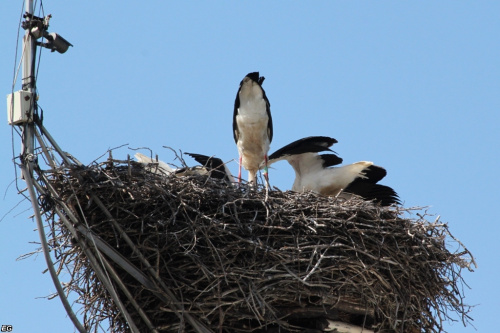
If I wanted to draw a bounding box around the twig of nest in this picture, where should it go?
[37,156,474,333]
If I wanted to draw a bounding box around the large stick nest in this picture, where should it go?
[41,156,474,333]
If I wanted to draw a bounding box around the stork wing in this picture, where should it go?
[266,97,273,143]
[233,84,241,144]
[357,165,387,183]
[261,79,273,143]
[343,165,399,206]
[320,154,343,168]
[344,183,400,206]
[268,136,338,165]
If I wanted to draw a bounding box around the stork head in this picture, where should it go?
[242,72,263,85]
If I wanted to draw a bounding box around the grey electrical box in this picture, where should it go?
[7,91,33,125]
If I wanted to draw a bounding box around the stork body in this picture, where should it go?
[233,72,273,186]
[267,136,400,206]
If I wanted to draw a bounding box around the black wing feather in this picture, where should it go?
[343,165,399,206]
[359,165,387,184]
[320,154,343,168]
[344,183,400,206]
[265,93,273,143]
[233,82,242,143]
[268,136,338,161]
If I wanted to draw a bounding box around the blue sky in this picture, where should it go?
[1,1,499,332]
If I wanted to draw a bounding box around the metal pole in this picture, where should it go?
[21,0,36,170]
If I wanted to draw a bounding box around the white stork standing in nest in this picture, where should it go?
[233,72,273,188]
[266,136,400,206]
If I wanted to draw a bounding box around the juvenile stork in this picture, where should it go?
[135,152,234,184]
[135,153,174,175]
[267,136,400,206]
[185,152,235,184]
[233,72,273,187]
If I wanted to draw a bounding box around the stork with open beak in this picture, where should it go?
[233,72,273,187]
[267,136,400,206]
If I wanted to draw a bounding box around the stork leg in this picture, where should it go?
[263,155,269,188]
[263,155,270,201]
[238,155,242,184]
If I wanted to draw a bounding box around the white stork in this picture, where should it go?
[135,152,174,175]
[266,136,400,206]
[135,152,234,184]
[233,72,273,187]
[184,153,235,184]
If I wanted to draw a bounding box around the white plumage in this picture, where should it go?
[233,72,273,186]
[287,154,373,196]
[322,320,374,333]
[134,152,174,175]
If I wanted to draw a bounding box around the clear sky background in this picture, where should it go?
[1,1,498,332]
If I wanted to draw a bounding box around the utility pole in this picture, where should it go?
[21,0,36,176]
[11,0,72,175]
[8,3,84,331]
